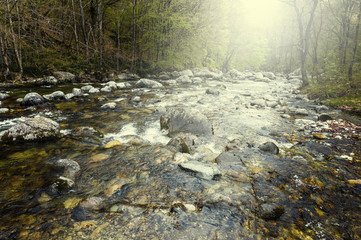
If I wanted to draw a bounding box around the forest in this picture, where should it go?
[0,0,361,108]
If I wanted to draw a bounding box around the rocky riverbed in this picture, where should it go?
[0,69,360,239]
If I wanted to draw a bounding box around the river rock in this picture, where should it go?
[89,87,100,94]
[167,137,191,153]
[159,74,170,80]
[318,114,333,122]
[135,79,163,88]
[51,176,75,194]
[65,93,74,100]
[43,91,65,101]
[258,203,284,220]
[0,101,2,107]
[179,161,221,180]
[215,152,241,164]
[179,69,193,77]
[1,116,60,142]
[101,102,116,109]
[81,85,93,92]
[259,142,279,154]
[73,126,103,138]
[0,108,9,114]
[53,71,76,82]
[176,75,192,84]
[192,77,202,84]
[21,92,44,106]
[206,89,220,96]
[263,72,276,80]
[250,99,266,107]
[118,73,139,80]
[254,72,264,80]
[160,107,213,136]
[225,139,248,152]
[72,88,82,96]
[194,68,220,79]
[101,86,112,92]
[106,81,118,89]
[55,159,81,179]
[225,69,245,80]
[0,93,9,100]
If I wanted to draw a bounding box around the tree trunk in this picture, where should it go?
[348,1,361,83]
[6,0,23,80]
[71,0,79,55]
[0,33,10,80]
[293,0,319,87]
[79,0,89,59]
[131,0,137,71]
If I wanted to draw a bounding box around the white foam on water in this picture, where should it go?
[105,121,170,145]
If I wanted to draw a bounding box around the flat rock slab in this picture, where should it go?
[179,161,221,180]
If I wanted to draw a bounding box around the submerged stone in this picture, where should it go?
[161,107,213,136]
[258,203,284,220]
[313,133,327,140]
[179,161,221,180]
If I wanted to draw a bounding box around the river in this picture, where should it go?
[0,70,360,239]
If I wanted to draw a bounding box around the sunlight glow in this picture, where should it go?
[242,0,284,28]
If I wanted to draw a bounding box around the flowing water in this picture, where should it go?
[0,74,360,239]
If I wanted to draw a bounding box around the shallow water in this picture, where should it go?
[0,75,360,239]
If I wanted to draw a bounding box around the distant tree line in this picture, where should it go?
[0,0,361,92]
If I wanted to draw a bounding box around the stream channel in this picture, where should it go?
[0,70,360,239]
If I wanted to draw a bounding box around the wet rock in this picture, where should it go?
[65,93,74,100]
[225,69,245,80]
[159,74,170,80]
[263,72,276,80]
[313,133,327,140]
[176,75,192,84]
[348,179,361,185]
[1,116,60,142]
[215,152,242,164]
[179,69,193,77]
[101,86,112,92]
[318,114,333,122]
[259,142,279,154]
[0,93,9,100]
[170,71,181,78]
[315,105,329,113]
[27,76,58,86]
[258,203,284,220]
[135,79,163,88]
[194,68,220,79]
[81,85,93,92]
[179,161,221,180]
[0,101,2,107]
[167,137,191,153]
[161,107,213,136]
[53,71,75,82]
[72,88,82,97]
[21,92,44,106]
[226,139,248,152]
[106,81,118,89]
[206,89,220,96]
[51,176,75,194]
[0,108,9,114]
[73,126,103,138]
[203,193,233,205]
[294,108,308,116]
[89,87,100,94]
[43,91,65,101]
[101,102,116,109]
[71,197,106,221]
[130,96,142,103]
[250,99,266,107]
[192,77,202,84]
[55,159,81,179]
[267,101,278,108]
[104,140,121,148]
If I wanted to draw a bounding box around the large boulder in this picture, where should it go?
[176,75,192,84]
[194,68,221,79]
[53,71,76,82]
[225,69,245,80]
[21,92,44,106]
[160,107,213,136]
[135,79,163,89]
[1,116,60,142]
